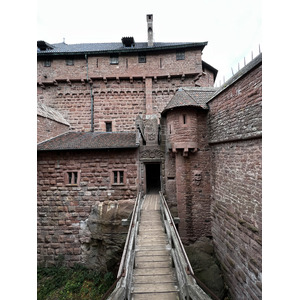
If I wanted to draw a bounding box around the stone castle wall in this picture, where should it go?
[208,61,262,299]
[37,75,200,133]
[37,115,69,143]
[37,148,138,269]
[165,108,211,243]
[37,49,203,83]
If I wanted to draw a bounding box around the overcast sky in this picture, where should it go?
[37,0,262,86]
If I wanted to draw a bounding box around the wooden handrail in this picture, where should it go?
[159,191,219,300]
[104,192,142,300]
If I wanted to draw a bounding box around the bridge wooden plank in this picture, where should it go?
[131,194,179,299]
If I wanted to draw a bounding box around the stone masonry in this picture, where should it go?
[37,16,262,299]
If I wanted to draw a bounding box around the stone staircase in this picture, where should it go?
[131,194,180,299]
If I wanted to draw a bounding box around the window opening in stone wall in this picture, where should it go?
[183,114,186,124]
[66,171,80,185]
[138,53,146,63]
[169,124,172,134]
[66,59,74,66]
[113,170,124,184]
[160,58,162,68]
[176,50,185,60]
[110,55,119,65]
[105,121,112,132]
[44,60,51,67]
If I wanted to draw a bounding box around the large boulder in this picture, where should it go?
[185,237,226,299]
[79,199,135,273]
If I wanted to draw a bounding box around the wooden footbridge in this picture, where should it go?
[105,192,217,300]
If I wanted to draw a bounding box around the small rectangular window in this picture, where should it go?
[113,171,118,184]
[138,54,146,63]
[176,50,185,60]
[183,114,186,124]
[66,59,74,66]
[110,55,119,65]
[65,171,80,186]
[44,60,51,67]
[119,171,124,183]
[105,121,112,132]
[112,170,125,185]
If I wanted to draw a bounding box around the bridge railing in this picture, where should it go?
[159,191,219,300]
[105,192,143,300]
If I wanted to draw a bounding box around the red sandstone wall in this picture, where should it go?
[37,76,199,133]
[37,149,138,267]
[165,108,211,243]
[208,62,262,299]
[37,49,203,82]
[37,116,69,143]
[198,68,216,87]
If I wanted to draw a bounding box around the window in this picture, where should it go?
[110,55,119,65]
[113,170,124,185]
[65,171,80,186]
[66,59,74,66]
[105,121,112,132]
[44,60,51,67]
[183,114,187,124]
[138,53,146,63]
[176,50,185,60]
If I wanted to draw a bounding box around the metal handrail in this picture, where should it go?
[159,191,220,300]
[104,192,143,300]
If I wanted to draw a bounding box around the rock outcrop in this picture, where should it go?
[185,237,226,299]
[79,200,135,273]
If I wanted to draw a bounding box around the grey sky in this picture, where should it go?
[37,0,262,86]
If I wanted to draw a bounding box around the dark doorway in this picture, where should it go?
[145,163,161,194]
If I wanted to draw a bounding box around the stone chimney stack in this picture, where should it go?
[147,14,153,47]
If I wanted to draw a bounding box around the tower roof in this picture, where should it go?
[161,87,218,115]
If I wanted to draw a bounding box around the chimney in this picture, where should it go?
[146,14,153,47]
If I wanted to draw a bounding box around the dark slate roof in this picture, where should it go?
[208,53,262,102]
[37,41,208,56]
[161,87,218,115]
[37,131,139,151]
[37,102,70,126]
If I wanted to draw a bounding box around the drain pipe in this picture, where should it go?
[85,54,94,132]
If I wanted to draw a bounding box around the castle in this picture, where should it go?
[37,15,262,299]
